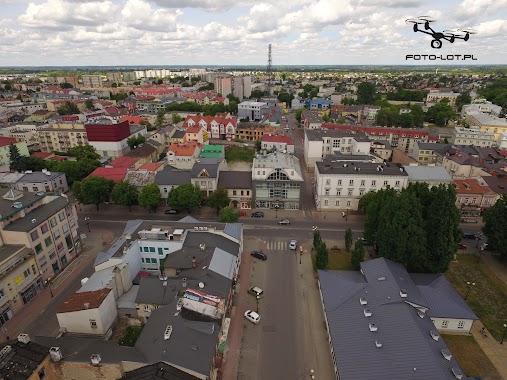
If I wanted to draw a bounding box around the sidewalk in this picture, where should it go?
[2,229,115,340]
[470,320,507,377]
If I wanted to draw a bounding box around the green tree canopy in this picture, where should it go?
[85,99,94,110]
[73,176,115,211]
[57,101,80,115]
[206,186,230,213]
[351,240,365,270]
[8,144,24,172]
[168,183,202,212]
[345,228,353,252]
[139,183,161,212]
[218,206,240,223]
[111,181,139,212]
[455,92,471,111]
[127,135,146,150]
[295,109,303,123]
[277,91,294,106]
[482,194,507,259]
[156,109,166,128]
[315,241,328,270]
[425,101,455,127]
[67,145,100,161]
[356,82,377,104]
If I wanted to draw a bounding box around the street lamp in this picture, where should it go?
[84,217,90,233]
[45,279,54,298]
[464,281,476,300]
[501,324,507,344]
[300,247,303,265]
[256,295,260,313]
[274,202,280,219]
[310,369,315,379]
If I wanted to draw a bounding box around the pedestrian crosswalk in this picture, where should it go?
[266,241,288,251]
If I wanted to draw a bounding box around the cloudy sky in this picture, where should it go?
[0,0,506,66]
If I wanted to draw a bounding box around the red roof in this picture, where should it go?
[50,156,68,161]
[186,125,202,134]
[138,162,163,172]
[31,152,53,159]
[109,156,139,168]
[0,137,17,147]
[87,167,127,182]
[183,115,238,129]
[119,115,145,124]
[322,124,437,140]
[453,179,493,195]
[58,288,111,313]
[262,134,294,144]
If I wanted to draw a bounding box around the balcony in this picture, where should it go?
[0,295,9,309]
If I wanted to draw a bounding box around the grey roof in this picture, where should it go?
[147,139,161,147]
[482,176,507,194]
[154,167,192,186]
[0,339,50,379]
[223,223,242,240]
[0,191,41,222]
[77,264,127,293]
[34,336,143,364]
[404,166,452,183]
[120,362,201,380]
[16,171,64,183]
[316,161,408,177]
[172,130,185,139]
[0,172,25,184]
[208,248,238,280]
[135,277,180,305]
[416,142,447,150]
[3,196,69,232]
[318,258,470,380]
[191,159,220,178]
[177,216,201,224]
[305,128,370,142]
[135,305,220,375]
[302,110,323,123]
[94,219,144,266]
[0,244,28,263]
[217,171,252,189]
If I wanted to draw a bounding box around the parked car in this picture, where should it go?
[458,243,467,250]
[251,251,267,260]
[244,310,261,324]
[461,218,479,224]
[289,240,297,250]
[462,232,477,239]
[164,209,178,214]
[248,286,264,298]
[251,211,264,218]
[357,237,374,246]
[278,219,290,225]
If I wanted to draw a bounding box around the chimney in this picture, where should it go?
[192,256,197,268]
[49,347,62,362]
[84,302,90,309]
[90,354,101,366]
[182,278,187,288]
[17,334,30,344]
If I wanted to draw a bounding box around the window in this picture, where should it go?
[395,181,400,187]
[336,189,341,196]
[151,258,157,264]
[23,269,30,278]
[30,230,39,242]
[348,189,353,196]
[441,320,448,328]
[232,190,237,196]
[346,201,351,206]
[325,179,330,186]
[371,180,376,186]
[38,367,46,380]
[35,243,43,254]
[59,212,65,222]
[40,223,49,234]
[44,236,52,247]
[149,247,155,253]
[383,180,388,186]
[33,187,38,192]
[458,321,465,329]
[90,319,97,328]
[325,189,330,195]
[53,230,60,240]
[143,247,149,252]
[144,305,151,312]
[335,200,340,206]
[49,250,56,260]
[158,248,164,255]
[241,190,244,196]
[359,190,365,196]
[62,224,69,234]
[50,218,57,228]
[349,180,354,186]
[337,180,342,186]
[57,242,64,252]
[360,180,365,187]
[39,258,47,267]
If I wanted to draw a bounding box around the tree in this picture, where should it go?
[315,241,328,270]
[425,101,455,127]
[455,92,471,112]
[156,109,166,128]
[351,240,365,270]
[277,91,294,106]
[250,89,266,99]
[111,181,139,212]
[172,113,183,124]
[127,135,145,149]
[482,194,507,259]
[67,145,100,161]
[8,144,24,172]
[73,176,114,211]
[357,82,377,104]
[345,228,353,252]
[218,206,240,223]
[295,109,303,123]
[313,229,322,249]
[206,186,230,213]
[59,82,73,89]
[20,156,46,172]
[85,99,94,110]
[57,101,80,115]
[255,140,262,152]
[167,183,202,212]
[138,183,161,212]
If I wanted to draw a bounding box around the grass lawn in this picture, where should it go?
[312,248,353,272]
[118,325,144,347]
[445,254,507,341]
[224,146,255,163]
[442,334,502,380]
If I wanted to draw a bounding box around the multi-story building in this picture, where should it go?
[166,141,202,170]
[451,126,496,147]
[453,178,498,216]
[411,142,449,165]
[37,123,88,152]
[461,102,502,118]
[232,76,252,101]
[14,170,69,194]
[404,166,453,187]
[81,75,103,89]
[235,122,279,142]
[214,76,232,97]
[106,72,122,83]
[85,120,146,158]
[441,149,489,179]
[322,124,439,155]
[498,131,507,149]
[0,189,82,281]
[314,160,409,211]
[261,134,295,154]
[238,101,268,121]
[307,99,332,110]
[425,91,459,105]
[190,158,227,197]
[183,115,237,141]
[218,171,252,209]
[0,137,29,167]
[304,129,371,170]
[0,123,42,149]
[465,111,507,140]
[252,152,304,210]
[301,110,323,129]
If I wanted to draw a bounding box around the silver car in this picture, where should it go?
[278,219,290,225]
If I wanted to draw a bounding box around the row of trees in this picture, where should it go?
[313,229,329,270]
[345,228,365,270]
[359,183,461,273]
[375,100,456,128]
[163,100,238,115]
[482,194,507,259]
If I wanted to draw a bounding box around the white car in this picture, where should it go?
[289,240,297,250]
[244,310,261,324]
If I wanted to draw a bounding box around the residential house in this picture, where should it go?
[171,129,186,143]
[252,152,304,210]
[183,115,238,141]
[155,167,192,200]
[426,91,460,105]
[318,258,475,380]
[147,125,175,147]
[137,162,164,173]
[24,110,54,123]
[307,98,331,110]
[481,175,507,200]
[13,171,69,194]
[200,145,225,160]
[453,178,498,215]
[191,158,227,197]
[0,172,26,189]
[301,110,323,129]
[0,137,29,167]
[441,148,489,179]
[218,171,253,209]
[235,122,279,142]
[411,142,450,166]
[331,92,357,105]
[404,166,453,187]
[370,140,392,161]
[451,126,495,147]
[167,141,202,170]
[314,160,409,211]
[184,125,206,145]
[57,288,117,337]
[261,134,295,154]
[291,97,305,110]
[124,143,158,166]
[0,190,82,281]
[87,167,128,183]
[238,101,268,121]
[109,156,140,170]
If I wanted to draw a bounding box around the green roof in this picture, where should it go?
[200,151,223,158]
[200,145,224,158]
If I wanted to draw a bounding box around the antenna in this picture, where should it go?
[267,44,274,95]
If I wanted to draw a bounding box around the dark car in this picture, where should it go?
[251,251,267,260]
[462,232,477,239]
[458,243,467,250]
[164,209,178,214]
[251,211,264,218]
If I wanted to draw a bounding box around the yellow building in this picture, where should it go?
[38,122,88,152]
[466,112,507,140]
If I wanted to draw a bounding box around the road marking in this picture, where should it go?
[266,241,288,251]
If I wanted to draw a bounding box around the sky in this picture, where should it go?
[0,0,506,66]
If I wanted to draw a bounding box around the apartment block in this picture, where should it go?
[214,76,232,97]
[232,76,252,101]
[37,122,88,152]
[81,75,103,89]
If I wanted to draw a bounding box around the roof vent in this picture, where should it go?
[377,276,386,281]
[164,325,173,340]
[17,334,30,344]
[31,218,36,224]
[12,202,22,209]
[198,282,205,289]
[417,310,425,318]
[192,256,197,268]
[369,323,378,332]
[451,367,464,379]
[84,302,90,309]
[375,340,382,348]
[430,330,440,341]
[182,278,187,288]
[199,243,206,250]
[441,349,452,361]
[0,346,12,359]
[364,308,372,317]
[360,297,367,305]
[49,347,62,362]
[400,289,407,298]
[90,354,101,366]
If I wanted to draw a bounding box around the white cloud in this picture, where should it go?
[455,0,507,19]
[121,0,182,32]
[358,0,423,7]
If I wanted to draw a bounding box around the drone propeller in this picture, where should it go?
[457,28,477,41]
[443,30,459,42]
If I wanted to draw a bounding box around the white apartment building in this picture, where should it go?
[426,91,460,105]
[0,123,42,147]
[451,126,495,147]
[233,76,252,101]
[314,161,409,211]
[304,129,371,170]
[498,132,507,149]
[238,101,268,121]
[461,102,502,118]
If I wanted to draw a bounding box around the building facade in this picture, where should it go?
[14,171,69,194]
[451,126,495,147]
[81,75,103,89]
[37,122,88,152]
[238,101,268,121]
